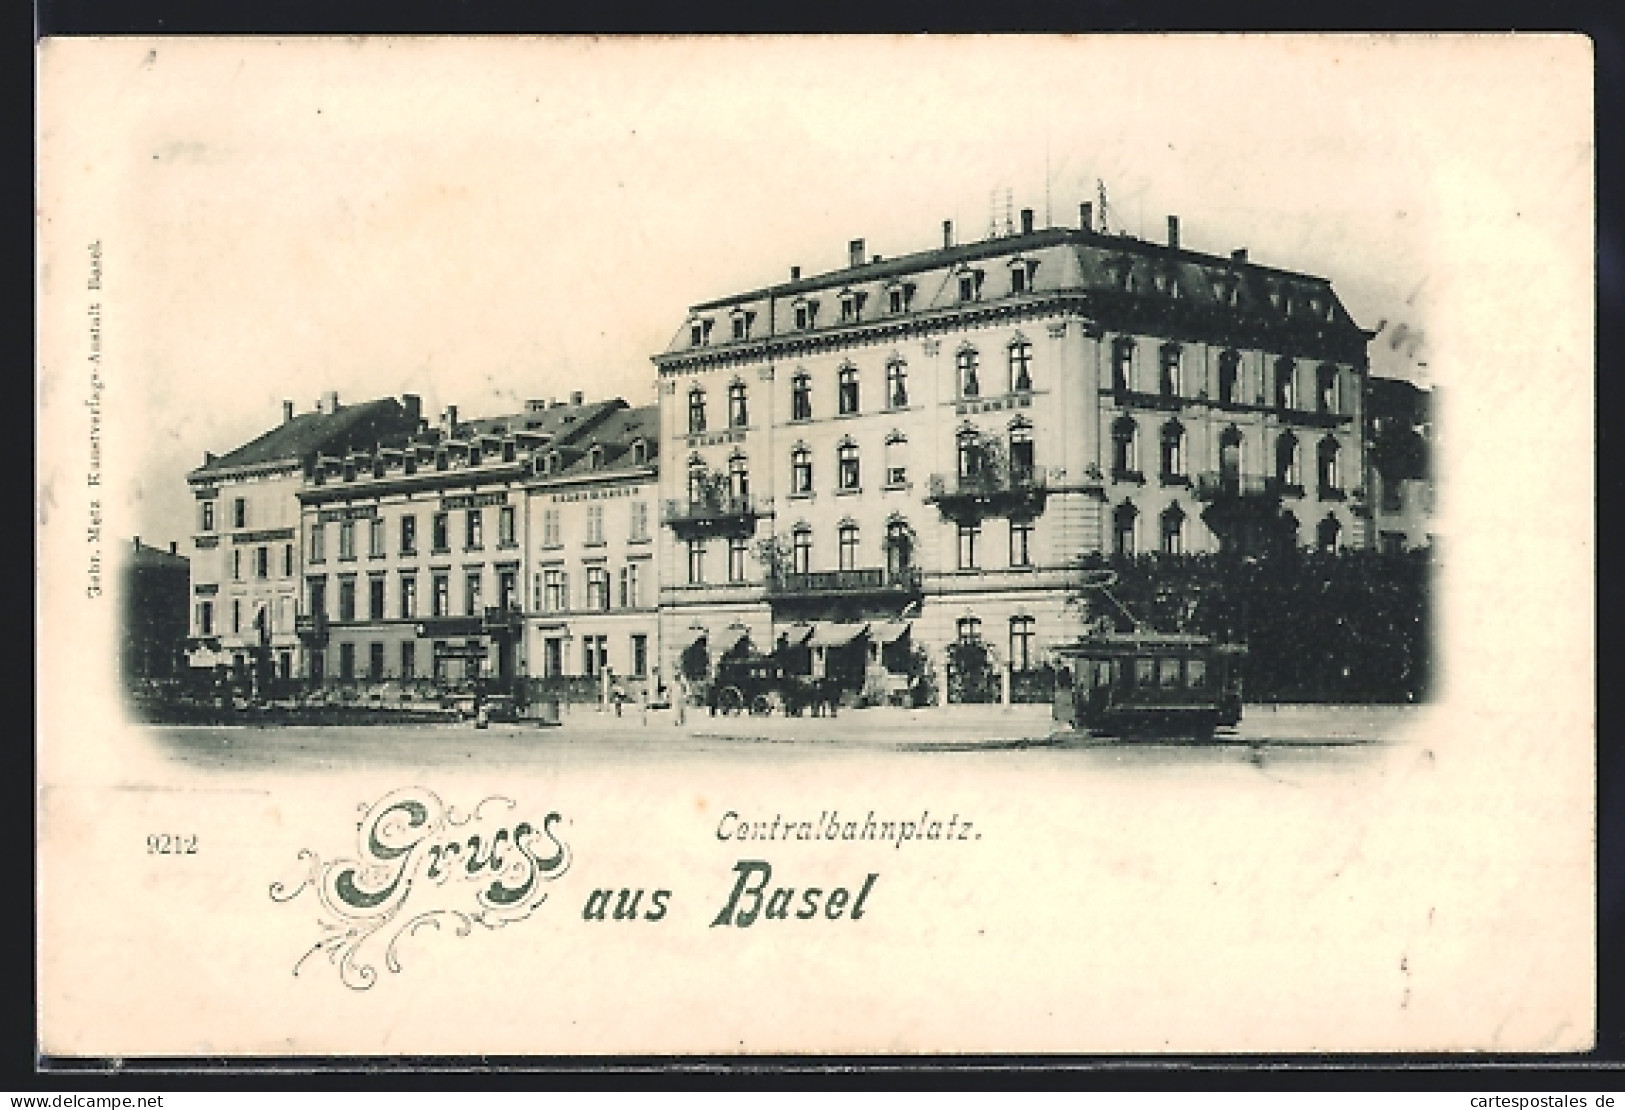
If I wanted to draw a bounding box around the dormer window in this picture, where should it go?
[1109,256,1135,292]
[886,282,914,314]
[689,317,714,347]
[957,269,984,303]
[1153,269,1180,298]
[631,439,648,466]
[730,309,755,341]
[1008,257,1037,295]
[839,290,865,323]
[589,445,604,469]
[794,299,819,331]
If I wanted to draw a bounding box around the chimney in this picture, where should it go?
[848,238,865,268]
[790,265,801,282]
[169,541,178,555]
[1080,202,1093,231]
[942,220,954,249]
[1167,215,1180,251]
[444,404,458,432]
[1231,248,1248,264]
[1020,208,1035,235]
[401,393,422,424]
[570,390,585,405]
[282,399,295,424]
[133,536,140,551]
[321,390,339,414]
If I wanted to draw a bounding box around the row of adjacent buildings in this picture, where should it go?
[182,202,1435,701]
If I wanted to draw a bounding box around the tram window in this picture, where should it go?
[1135,658,1155,686]
[1159,658,1181,689]
[1187,658,1208,688]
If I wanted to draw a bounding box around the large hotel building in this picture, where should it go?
[186,200,1378,703]
[653,205,1371,697]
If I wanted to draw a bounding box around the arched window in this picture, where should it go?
[838,523,860,571]
[886,358,909,408]
[728,380,748,427]
[885,434,908,487]
[687,387,707,433]
[687,460,708,506]
[1112,416,1139,477]
[957,427,983,482]
[791,526,812,574]
[886,518,914,577]
[1276,432,1301,488]
[1281,511,1301,549]
[791,372,812,421]
[1112,337,1136,392]
[790,446,812,495]
[1160,504,1185,555]
[1113,501,1138,556]
[1009,419,1035,482]
[1274,357,1296,410]
[1218,426,1243,488]
[837,441,861,491]
[1317,514,1341,552]
[838,363,860,415]
[1009,616,1036,671]
[1317,436,1341,493]
[728,452,749,501]
[1218,349,1241,405]
[1159,421,1185,480]
[1159,344,1181,398]
[1008,338,1033,393]
[957,347,980,398]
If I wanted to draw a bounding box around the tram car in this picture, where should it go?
[1052,571,1246,738]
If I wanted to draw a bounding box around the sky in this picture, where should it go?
[38,34,1590,550]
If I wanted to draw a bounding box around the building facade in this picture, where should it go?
[185,393,423,688]
[293,395,635,693]
[653,207,1373,698]
[121,537,190,683]
[525,404,660,703]
[1366,376,1437,552]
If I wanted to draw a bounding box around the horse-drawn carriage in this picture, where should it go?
[709,642,845,717]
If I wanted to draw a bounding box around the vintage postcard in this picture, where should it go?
[36,35,1594,1057]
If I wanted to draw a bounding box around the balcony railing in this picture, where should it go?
[767,567,923,597]
[1193,473,1283,502]
[482,604,525,632]
[926,466,1050,521]
[662,495,765,538]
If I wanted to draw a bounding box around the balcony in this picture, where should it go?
[1193,473,1282,502]
[662,494,765,539]
[482,604,525,633]
[767,567,923,599]
[294,612,329,644]
[926,466,1050,522]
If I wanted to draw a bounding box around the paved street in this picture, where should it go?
[144,702,1419,775]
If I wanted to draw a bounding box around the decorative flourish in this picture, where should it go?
[270,788,570,990]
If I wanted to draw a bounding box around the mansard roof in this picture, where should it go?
[189,398,418,482]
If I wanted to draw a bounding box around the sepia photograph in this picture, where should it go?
[36,34,1593,1057]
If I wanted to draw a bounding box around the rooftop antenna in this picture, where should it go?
[988,187,1015,239]
[1044,140,1053,228]
[1096,179,1112,236]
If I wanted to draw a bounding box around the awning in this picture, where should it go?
[715,627,754,658]
[869,620,911,645]
[806,621,869,649]
[778,624,815,647]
